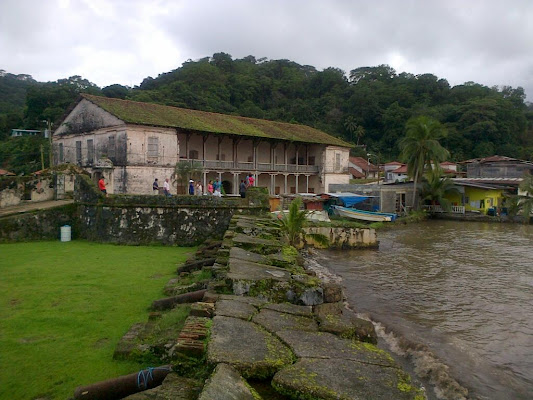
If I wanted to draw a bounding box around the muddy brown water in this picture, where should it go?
[312,220,533,400]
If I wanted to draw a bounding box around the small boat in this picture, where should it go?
[332,205,396,222]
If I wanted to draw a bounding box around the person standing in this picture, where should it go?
[152,178,159,194]
[189,179,195,195]
[213,178,222,197]
[248,174,255,187]
[239,179,246,198]
[98,177,107,196]
[207,180,214,195]
[196,181,203,196]
[163,178,171,197]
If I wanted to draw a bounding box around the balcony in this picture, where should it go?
[178,159,319,173]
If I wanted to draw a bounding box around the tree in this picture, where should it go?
[278,198,328,248]
[517,174,533,224]
[343,116,365,146]
[420,168,458,212]
[171,161,204,193]
[399,116,450,209]
[102,84,130,99]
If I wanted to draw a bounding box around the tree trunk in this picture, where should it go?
[411,169,419,210]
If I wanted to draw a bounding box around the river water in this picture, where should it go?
[311,220,533,400]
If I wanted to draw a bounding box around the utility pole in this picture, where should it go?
[43,120,54,168]
[40,144,45,170]
[48,120,54,168]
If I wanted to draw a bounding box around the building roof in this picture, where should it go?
[440,161,456,166]
[349,156,378,172]
[452,177,522,187]
[459,155,532,165]
[78,94,351,147]
[391,165,408,174]
[0,169,16,176]
[385,161,403,166]
[349,167,365,179]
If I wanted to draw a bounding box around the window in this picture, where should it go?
[216,153,226,161]
[76,141,82,164]
[308,156,315,166]
[188,149,198,159]
[87,139,94,164]
[108,135,116,158]
[148,137,159,158]
[59,143,64,162]
[335,153,341,170]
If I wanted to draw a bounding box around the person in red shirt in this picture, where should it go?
[98,177,107,196]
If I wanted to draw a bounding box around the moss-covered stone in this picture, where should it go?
[272,358,422,400]
[207,316,294,379]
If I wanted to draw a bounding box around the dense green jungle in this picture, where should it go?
[1,52,533,174]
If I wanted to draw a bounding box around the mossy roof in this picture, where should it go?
[81,94,350,147]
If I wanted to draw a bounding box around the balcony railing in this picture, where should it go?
[423,205,465,214]
[178,159,319,173]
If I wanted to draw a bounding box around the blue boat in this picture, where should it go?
[332,205,397,222]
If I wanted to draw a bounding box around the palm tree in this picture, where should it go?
[344,116,365,146]
[399,116,450,209]
[517,174,533,224]
[278,198,329,248]
[172,160,204,193]
[420,168,459,212]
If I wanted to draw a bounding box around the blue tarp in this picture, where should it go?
[338,196,369,207]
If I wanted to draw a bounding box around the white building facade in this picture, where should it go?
[53,95,351,195]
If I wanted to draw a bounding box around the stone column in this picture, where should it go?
[233,173,239,195]
[202,134,208,167]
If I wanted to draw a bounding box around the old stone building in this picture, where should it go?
[52,94,351,195]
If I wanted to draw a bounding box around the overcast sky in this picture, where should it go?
[2,0,533,99]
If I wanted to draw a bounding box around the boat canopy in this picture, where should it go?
[321,193,374,207]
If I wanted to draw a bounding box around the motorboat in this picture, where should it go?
[332,205,396,222]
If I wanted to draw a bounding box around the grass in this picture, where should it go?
[0,240,194,400]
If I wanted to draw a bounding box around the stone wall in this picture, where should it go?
[75,174,265,245]
[77,204,252,245]
[0,204,79,242]
[303,226,377,249]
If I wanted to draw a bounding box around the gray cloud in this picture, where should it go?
[1,0,533,99]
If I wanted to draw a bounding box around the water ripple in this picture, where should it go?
[320,220,533,400]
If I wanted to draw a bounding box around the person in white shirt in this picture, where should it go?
[163,178,171,197]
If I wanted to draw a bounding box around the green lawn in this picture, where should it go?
[0,241,194,400]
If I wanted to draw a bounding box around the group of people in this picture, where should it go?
[152,178,172,196]
[152,174,255,197]
[239,173,255,198]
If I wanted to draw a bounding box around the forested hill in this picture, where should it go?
[1,52,533,163]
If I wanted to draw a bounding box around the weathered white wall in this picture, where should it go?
[30,179,54,202]
[321,146,350,191]
[126,126,178,166]
[0,189,22,208]
[54,99,125,136]
[323,146,349,173]
[303,227,377,249]
[114,165,176,195]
